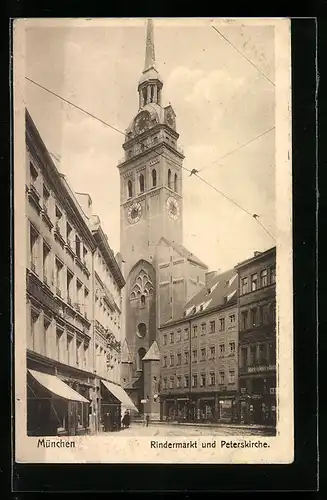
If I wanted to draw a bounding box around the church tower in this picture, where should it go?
[118,20,207,413]
[119,19,184,275]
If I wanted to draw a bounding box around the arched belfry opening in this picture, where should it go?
[174,173,178,192]
[127,180,133,198]
[168,169,172,189]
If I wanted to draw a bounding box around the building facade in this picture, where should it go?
[118,19,207,417]
[158,270,239,423]
[235,247,276,426]
[25,109,135,436]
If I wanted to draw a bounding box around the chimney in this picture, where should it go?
[75,192,93,220]
[205,271,218,285]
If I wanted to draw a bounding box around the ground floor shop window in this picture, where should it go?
[219,399,233,422]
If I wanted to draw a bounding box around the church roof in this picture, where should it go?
[121,339,133,363]
[159,237,208,269]
[142,341,160,361]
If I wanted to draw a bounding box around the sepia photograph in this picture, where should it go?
[14,17,293,463]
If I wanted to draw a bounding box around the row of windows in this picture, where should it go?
[240,342,276,367]
[29,310,90,369]
[29,161,91,272]
[240,265,276,295]
[162,343,236,367]
[162,315,236,346]
[240,303,276,331]
[162,370,236,390]
[30,223,90,317]
[29,308,120,382]
[126,169,178,198]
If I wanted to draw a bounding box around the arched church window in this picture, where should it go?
[150,86,154,103]
[142,88,147,106]
[140,294,145,307]
[127,180,133,198]
[174,173,178,193]
[137,323,147,338]
[139,173,145,193]
[152,169,157,188]
[137,347,146,371]
[168,169,172,189]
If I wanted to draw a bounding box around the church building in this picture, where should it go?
[118,20,208,418]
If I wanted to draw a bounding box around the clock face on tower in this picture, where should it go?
[127,202,142,224]
[166,196,180,221]
[134,111,150,135]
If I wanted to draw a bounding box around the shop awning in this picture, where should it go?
[101,379,138,412]
[28,369,89,403]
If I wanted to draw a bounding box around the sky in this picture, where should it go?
[24,18,276,273]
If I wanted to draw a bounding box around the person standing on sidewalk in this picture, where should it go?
[145,414,150,427]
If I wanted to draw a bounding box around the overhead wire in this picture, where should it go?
[211,25,275,87]
[199,126,275,173]
[26,76,275,242]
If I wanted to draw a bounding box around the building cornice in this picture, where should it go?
[234,247,276,271]
[92,226,125,289]
[26,110,96,251]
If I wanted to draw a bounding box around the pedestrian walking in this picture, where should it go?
[146,414,150,427]
[122,410,130,429]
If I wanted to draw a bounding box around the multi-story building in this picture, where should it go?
[235,247,276,426]
[158,269,239,423]
[25,109,134,436]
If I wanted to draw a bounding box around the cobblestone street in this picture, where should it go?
[103,422,276,437]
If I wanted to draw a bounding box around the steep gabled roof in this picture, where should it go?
[163,268,238,326]
[121,339,133,363]
[183,268,237,317]
[159,237,208,269]
[142,341,160,361]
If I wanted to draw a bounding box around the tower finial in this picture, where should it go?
[143,19,156,72]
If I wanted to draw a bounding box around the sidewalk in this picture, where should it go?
[131,420,275,430]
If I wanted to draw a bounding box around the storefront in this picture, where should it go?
[218,398,235,422]
[197,397,215,422]
[27,369,90,436]
[100,379,138,431]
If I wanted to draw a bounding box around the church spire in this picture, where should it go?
[138,19,163,108]
[143,19,156,72]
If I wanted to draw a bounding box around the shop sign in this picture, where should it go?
[251,394,262,399]
[219,400,232,408]
[248,365,276,373]
[141,399,147,403]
